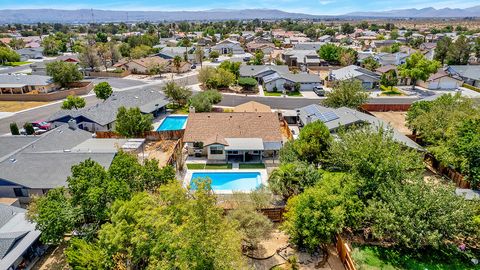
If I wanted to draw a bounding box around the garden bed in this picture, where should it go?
[186,163,233,170]
[239,163,266,169]
[264,91,302,97]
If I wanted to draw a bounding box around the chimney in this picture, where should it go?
[68,119,77,130]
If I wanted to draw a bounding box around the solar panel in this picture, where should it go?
[316,111,339,123]
[304,106,318,116]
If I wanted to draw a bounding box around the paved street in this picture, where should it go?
[85,77,147,89]
[0,73,419,134]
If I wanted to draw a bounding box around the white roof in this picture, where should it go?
[224,138,264,151]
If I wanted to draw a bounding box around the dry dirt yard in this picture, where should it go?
[0,101,50,112]
[370,111,411,135]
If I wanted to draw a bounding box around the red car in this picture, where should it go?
[31,120,52,130]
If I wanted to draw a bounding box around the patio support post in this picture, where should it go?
[243,151,245,162]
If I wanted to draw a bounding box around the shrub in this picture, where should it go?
[23,122,35,135]
[10,122,19,135]
[237,77,258,90]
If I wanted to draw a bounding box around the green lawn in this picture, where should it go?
[380,85,403,96]
[3,61,31,67]
[352,245,478,270]
[239,163,266,169]
[264,91,302,97]
[186,163,232,170]
[166,104,189,114]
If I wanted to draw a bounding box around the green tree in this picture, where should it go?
[79,44,100,70]
[163,81,192,107]
[339,48,357,66]
[172,55,183,73]
[362,57,380,71]
[474,37,480,59]
[434,36,452,65]
[398,52,440,90]
[209,50,220,61]
[26,188,76,244]
[366,180,479,251]
[65,238,110,269]
[283,173,354,251]
[42,35,62,56]
[46,61,84,87]
[268,161,322,199]
[9,122,19,135]
[227,204,273,250]
[61,95,86,110]
[237,77,258,91]
[294,120,332,165]
[218,60,241,79]
[0,47,20,64]
[189,90,222,112]
[318,43,342,63]
[194,45,205,67]
[130,44,153,59]
[380,69,398,90]
[93,82,113,101]
[324,78,368,109]
[327,127,424,200]
[114,106,153,137]
[446,35,471,65]
[340,23,355,34]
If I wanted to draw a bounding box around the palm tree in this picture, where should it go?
[182,37,191,62]
[195,45,204,67]
[173,55,182,74]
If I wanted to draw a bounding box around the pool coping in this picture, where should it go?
[153,114,188,131]
[183,169,268,194]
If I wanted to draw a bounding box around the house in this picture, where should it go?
[282,49,326,68]
[197,37,214,47]
[233,101,272,113]
[374,52,410,66]
[418,69,463,90]
[375,65,410,86]
[239,65,290,82]
[15,47,43,61]
[0,124,117,202]
[372,40,397,50]
[0,204,45,270]
[114,56,190,74]
[318,35,332,43]
[239,65,322,92]
[246,41,276,55]
[183,112,284,162]
[263,72,322,92]
[30,55,80,76]
[212,40,245,55]
[297,104,421,150]
[330,65,380,89]
[0,74,57,95]
[48,88,169,132]
[446,65,480,87]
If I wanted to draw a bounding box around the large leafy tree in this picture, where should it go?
[114,106,153,137]
[318,43,342,63]
[93,82,113,101]
[327,127,424,200]
[434,36,452,65]
[366,180,480,250]
[268,161,322,200]
[380,69,398,90]
[0,47,20,64]
[446,35,471,65]
[294,120,332,165]
[61,95,86,110]
[46,61,84,87]
[324,78,369,109]
[362,56,380,71]
[163,81,192,107]
[398,52,440,90]
[66,181,246,269]
[26,188,76,244]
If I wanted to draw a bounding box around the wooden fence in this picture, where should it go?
[336,235,357,270]
[424,153,471,189]
[95,130,185,140]
[0,81,93,101]
[361,103,411,112]
[84,70,131,78]
[259,207,286,222]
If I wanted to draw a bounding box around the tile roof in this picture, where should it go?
[183,112,283,144]
[233,101,271,113]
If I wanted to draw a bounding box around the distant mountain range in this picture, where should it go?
[345,6,480,18]
[0,6,479,23]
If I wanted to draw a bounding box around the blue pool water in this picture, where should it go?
[157,116,188,131]
[190,172,262,192]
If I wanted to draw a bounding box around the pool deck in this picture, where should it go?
[184,168,268,194]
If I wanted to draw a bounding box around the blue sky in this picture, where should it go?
[1,0,479,15]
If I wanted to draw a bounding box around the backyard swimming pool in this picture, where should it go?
[157,116,188,131]
[189,172,262,192]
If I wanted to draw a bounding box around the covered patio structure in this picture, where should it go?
[225,138,264,163]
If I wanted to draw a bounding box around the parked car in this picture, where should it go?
[20,127,46,135]
[313,86,326,96]
[243,56,251,62]
[191,64,197,69]
[31,120,52,130]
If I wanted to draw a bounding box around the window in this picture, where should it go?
[210,146,223,155]
[227,150,239,155]
[13,188,28,197]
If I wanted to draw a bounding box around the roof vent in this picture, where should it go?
[9,158,17,163]
[134,96,139,99]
